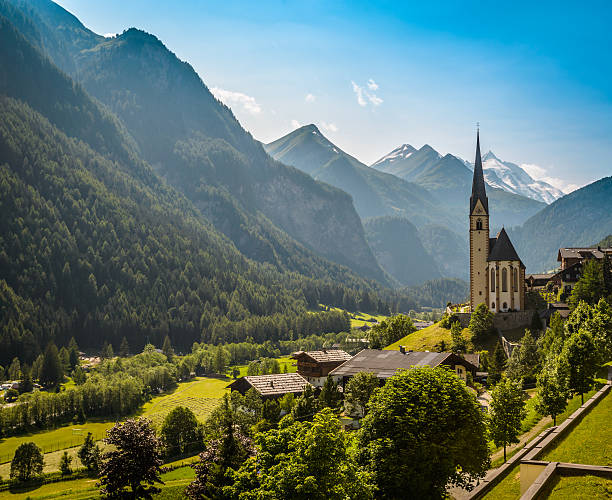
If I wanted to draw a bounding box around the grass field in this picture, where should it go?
[139,377,228,429]
[0,466,196,499]
[385,322,469,352]
[541,391,612,465]
[542,475,612,499]
[234,356,296,377]
[348,311,388,328]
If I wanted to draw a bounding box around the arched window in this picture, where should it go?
[491,268,495,292]
[476,219,483,230]
[513,268,518,292]
[502,268,508,292]
[491,302,496,309]
[503,302,508,310]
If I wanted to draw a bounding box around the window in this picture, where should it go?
[491,269,495,292]
[502,268,508,292]
[476,219,483,230]
[513,268,518,292]
[491,302,495,309]
[479,291,482,295]
[503,302,508,310]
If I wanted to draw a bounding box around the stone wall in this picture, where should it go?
[446,309,533,332]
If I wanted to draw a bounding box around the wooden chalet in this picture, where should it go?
[329,349,478,386]
[291,349,353,386]
[227,373,311,400]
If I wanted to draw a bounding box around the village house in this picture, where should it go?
[227,372,311,399]
[291,349,353,387]
[328,349,478,387]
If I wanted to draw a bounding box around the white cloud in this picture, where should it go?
[291,119,301,129]
[210,87,261,115]
[351,80,382,107]
[520,163,581,194]
[320,121,338,133]
[351,81,367,107]
[305,93,316,103]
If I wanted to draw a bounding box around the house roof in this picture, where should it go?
[292,350,352,363]
[527,273,555,280]
[557,247,612,261]
[328,349,477,379]
[487,228,524,266]
[461,353,480,369]
[470,130,489,214]
[227,373,310,397]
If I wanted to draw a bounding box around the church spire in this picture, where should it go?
[470,129,488,214]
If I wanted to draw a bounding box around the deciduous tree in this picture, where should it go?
[469,303,495,341]
[356,366,490,498]
[160,406,203,458]
[10,442,43,481]
[535,361,567,425]
[489,378,526,462]
[368,314,416,349]
[98,418,164,498]
[560,329,598,404]
[344,371,379,417]
[319,376,342,410]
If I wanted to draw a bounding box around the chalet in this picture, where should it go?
[226,373,311,400]
[329,349,478,386]
[526,273,555,291]
[291,349,353,387]
[557,246,612,271]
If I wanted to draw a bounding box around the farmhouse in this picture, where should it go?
[227,373,311,399]
[291,349,352,387]
[329,349,478,386]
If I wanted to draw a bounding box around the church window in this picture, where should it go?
[513,268,518,292]
[502,268,508,292]
[491,302,495,309]
[503,302,508,310]
[491,269,495,291]
[479,291,482,295]
[476,219,483,230]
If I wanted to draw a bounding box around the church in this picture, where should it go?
[469,132,526,313]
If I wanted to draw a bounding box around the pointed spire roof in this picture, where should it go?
[470,130,488,214]
[487,228,524,266]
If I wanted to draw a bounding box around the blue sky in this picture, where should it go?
[55,0,612,192]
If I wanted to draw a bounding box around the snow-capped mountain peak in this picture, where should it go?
[481,151,564,204]
[371,143,416,166]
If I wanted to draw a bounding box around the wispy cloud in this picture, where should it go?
[305,93,316,103]
[521,163,581,194]
[351,80,383,107]
[320,121,338,133]
[211,87,261,115]
[291,119,301,129]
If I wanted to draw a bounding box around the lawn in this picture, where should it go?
[542,475,612,499]
[348,311,388,329]
[0,466,195,499]
[139,377,228,429]
[481,463,521,500]
[541,391,611,465]
[234,356,296,377]
[385,322,472,352]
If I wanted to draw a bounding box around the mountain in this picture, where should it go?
[509,177,612,272]
[418,225,469,280]
[0,4,404,363]
[363,217,441,287]
[2,0,387,285]
[597,235,612,247]
[481,151,564,204]
[264,125,458,227]
[372,143,546,228]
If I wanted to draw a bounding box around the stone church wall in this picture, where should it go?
[448,310,533,332]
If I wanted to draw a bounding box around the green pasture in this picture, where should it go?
[234,356,296,377]
[543,475,612,499]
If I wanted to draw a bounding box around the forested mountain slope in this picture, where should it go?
[509,177,612,272]
[364,217,441,287]
[3,0,386,284]
[0,11,394,365]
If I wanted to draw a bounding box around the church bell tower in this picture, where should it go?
[469,130,490,311]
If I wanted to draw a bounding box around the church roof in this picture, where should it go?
[487,228,524,266]
[470,130,488,214]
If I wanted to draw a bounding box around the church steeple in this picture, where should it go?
[470,129,488,214]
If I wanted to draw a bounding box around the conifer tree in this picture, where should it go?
[319,376,342,410]
[40,343,63,387]
[162,335,174,361]
[119,337,130,357]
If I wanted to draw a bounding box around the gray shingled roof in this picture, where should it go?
[292,350,352,363]
[558,247,612,260]
[470,131,489,214]
[329,350,455,379]
[227,373,310,397]
[487,228,524,266]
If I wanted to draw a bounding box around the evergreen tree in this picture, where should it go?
[8,357,21,380]
[162,335,174,361]
[60,451,72,476]
[319,376,342,410]
[570,259,605,307]
[78,432,101,473]
[469,303,495,341]
[101,341,114,360]
[39,343,63,387]
[119,337,130,357]
[489,378,526,462]
[488,341,507,386]
[450,321,467,354]
[18,366,33,394]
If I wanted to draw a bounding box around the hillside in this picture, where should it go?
[265,124,458,227]
[0,9,395,364]
[509,177,612,272]
[364,217,440,287]
[372,144,546,228]
[2,0,387,284]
